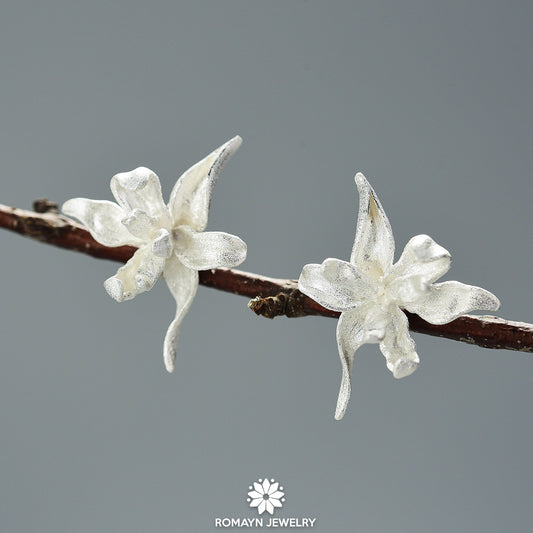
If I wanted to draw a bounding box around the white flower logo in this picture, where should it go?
[247,478,285,515]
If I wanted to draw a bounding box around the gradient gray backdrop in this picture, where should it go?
[1,1,531,532]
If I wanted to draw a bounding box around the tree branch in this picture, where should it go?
[1,202,531,353]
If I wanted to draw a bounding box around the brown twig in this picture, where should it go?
[1,202,532,353]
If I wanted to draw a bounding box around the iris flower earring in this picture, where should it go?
[63,136,247,372]
[298,173,500,419]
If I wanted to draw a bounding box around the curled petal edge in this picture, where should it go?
[298,258,373,313]
[386,234,452,305]
[110,167,169,222]
[104,245,165,302]
[62,198,142,247]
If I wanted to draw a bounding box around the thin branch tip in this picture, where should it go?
[33,198,59,214]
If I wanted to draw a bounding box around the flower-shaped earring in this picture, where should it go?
[298,173,500,420]
[63,136,247,372]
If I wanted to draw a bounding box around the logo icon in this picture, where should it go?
[247,478,286,515]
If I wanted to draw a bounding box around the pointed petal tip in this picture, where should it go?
[218,135,243,159]
[334,380,351,421]
[163,324,178,373]
[164,344,176,373]
[168,136,243,231]
[334,396,349,420]
[164,359,175,373]
[229,135,243,148]
[354,172,368,188]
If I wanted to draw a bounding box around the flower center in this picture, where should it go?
[172,224,195,253]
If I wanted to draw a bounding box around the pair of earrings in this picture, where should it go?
[63,136,499,419]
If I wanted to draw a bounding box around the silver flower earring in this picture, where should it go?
[298,173,500,420]
[63,136,247,372]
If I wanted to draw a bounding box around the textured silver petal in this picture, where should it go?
[103,244,164,302]
[404,280,500,325]
[360,304,390,343]
[110,167,171,225]
[379,307,420,378]
[334,305,370,420]
[350,173,395,277]
[62,198,141,247]
[121,208,160,240]
[151,228,173,258]
[386,234,452,306]
[168,136,242,232]
[162,255,199,373]
[133,248,166,292]
[298,258,375,312]
[174,227,247,270]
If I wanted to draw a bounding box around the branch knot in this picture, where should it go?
[248,289,308,319]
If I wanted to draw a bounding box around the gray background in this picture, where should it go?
[0,1,531,532]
